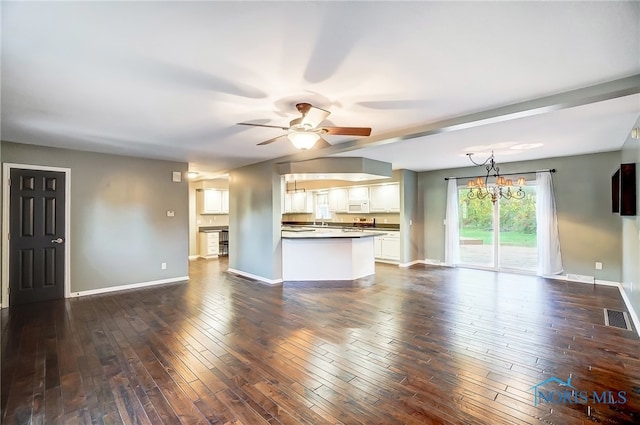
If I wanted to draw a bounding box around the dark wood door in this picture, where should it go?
[9,168,66,305]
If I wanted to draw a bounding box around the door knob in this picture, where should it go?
[51,238,64,244]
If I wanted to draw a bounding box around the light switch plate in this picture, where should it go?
[172,171,181,182]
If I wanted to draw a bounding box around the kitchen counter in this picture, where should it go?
[198,226,228,232]
[281,228,378,281]
[282,222,400,231]
[282,228,383,239]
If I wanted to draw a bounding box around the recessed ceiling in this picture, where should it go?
[1,1,639,177]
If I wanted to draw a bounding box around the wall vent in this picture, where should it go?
[567,274,595,283]
[603,308,632,331]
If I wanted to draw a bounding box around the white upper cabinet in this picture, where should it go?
[369,183,400,212]
[202,189,229,214]
[284,191,313,213]
[221,190,229,214]
[347,186,369,202]
[328,188,348,212]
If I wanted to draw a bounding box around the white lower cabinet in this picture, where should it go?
[199,231,220,258]
[375,231,400,262]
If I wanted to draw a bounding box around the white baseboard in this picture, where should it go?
[227,268,283,285]
[69,276,189,298]
[398,260,423,268]
[188,255,199,260]
[619,286,640,338]
[424,258,447,266]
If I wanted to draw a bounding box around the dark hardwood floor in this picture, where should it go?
[2,259,640,424]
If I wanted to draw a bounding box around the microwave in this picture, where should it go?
[347,201,370,213]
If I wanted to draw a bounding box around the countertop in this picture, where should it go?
[281,221,400,231]
[198,226,228,232]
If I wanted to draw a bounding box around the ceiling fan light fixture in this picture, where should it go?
[288,132,320,150]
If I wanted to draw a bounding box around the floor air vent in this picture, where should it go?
[603,308,632,331]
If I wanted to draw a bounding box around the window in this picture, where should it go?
[457,184,537,272]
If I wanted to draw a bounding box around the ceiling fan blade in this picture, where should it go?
[237,122,289,130]
[321,126,372,136]
[296,103,330,128]
[313,138,331,149]
[257,134,287,146]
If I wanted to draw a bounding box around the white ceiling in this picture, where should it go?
[2,1,639,179]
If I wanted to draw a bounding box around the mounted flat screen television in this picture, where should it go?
[612,163,636,216]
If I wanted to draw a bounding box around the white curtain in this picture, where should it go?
[445,178,460,266]
[536,172,563,276]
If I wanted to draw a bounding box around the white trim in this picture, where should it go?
[594,279,622,287]
[424,258,447,266]
[2,163,72,308]
[398,260,423,268]
[618,287,640,338]
[69,276,188,297]
[545,274,619,287]
[188,255,200,260]
[227,268,283,285]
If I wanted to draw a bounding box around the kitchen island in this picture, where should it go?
[281,228,383,281]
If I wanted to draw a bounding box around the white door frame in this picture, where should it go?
[2,163,72,308]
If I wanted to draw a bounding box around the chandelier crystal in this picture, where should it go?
[466,151,526,204]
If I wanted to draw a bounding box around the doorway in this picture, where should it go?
[458,184,537,272]
[2,164,70,306]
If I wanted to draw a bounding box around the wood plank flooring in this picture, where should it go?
[2,259,640,424]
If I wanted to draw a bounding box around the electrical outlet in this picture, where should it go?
[595,262,602,270]
[166,210,175,217]
[161,262,167,270]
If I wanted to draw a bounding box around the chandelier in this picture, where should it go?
[466,151,526,204]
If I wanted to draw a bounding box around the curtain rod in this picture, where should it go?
[444,168,556,181]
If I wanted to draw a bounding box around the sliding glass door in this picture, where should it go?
[458,185,537,272]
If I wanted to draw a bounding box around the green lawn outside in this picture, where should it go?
[460,228,537,247]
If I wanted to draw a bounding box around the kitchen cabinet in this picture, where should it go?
[328,188,348,212]
[348,186,369,202]
[202,189,229,214]
[375,231,400,262]
[284,191,313,213]
[221,190,229,214]
[369,183,400,212]
[199,231,220,258]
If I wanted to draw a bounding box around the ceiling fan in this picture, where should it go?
[237,103,372,150]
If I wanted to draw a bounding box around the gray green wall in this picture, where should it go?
[420,151,622,282]
[1,141,189,296]
[228,160,282,282]
[399,169,421,264]
[621,117,640,320]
